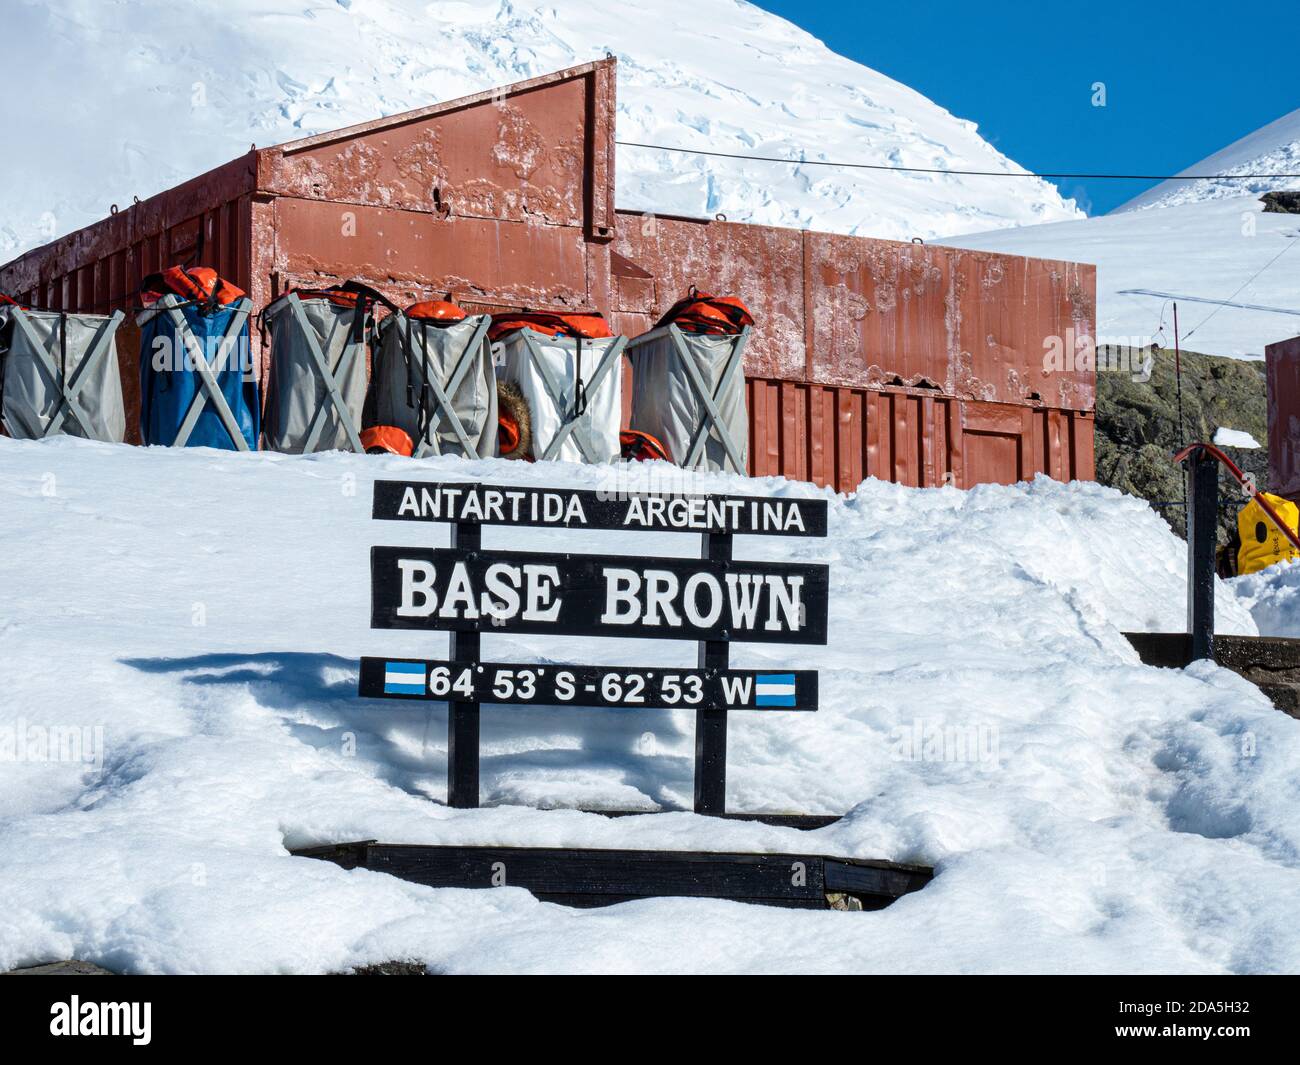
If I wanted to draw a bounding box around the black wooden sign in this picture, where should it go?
[373,479,828,537]
[359,658,818,711]
[370,546,829,644]
[361,478,831,815]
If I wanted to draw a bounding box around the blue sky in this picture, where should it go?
[755,0,1298,215]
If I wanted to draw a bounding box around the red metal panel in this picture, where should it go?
[613,215,1095,413]
[614,215,807,381]
[733,379,1090,492]
[267,198,590,306]
[1267,336,1300,498]
[959,400,1027,486]
[1071,410,1095,482]
[806,233,1095,410]
[255,60,615,237]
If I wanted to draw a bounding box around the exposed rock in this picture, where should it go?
[337,960,430,975]
[1261,190,1300,214]
[1094,345,1267,543]
[4,960,116,975]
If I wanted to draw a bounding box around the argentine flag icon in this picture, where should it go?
[383,661,426,695]
[755,673,796,707]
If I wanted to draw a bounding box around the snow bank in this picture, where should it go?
[1231,560,1300,637]
[2,438,1297,974]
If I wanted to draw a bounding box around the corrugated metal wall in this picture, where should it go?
[0,58,1096,491]
[746,378,1093,490]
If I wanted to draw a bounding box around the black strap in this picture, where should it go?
[339,280,400,316]
[418,326,431,441]
[570,335,588,419]
[401,314,417,413]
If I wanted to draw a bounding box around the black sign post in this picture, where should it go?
[362,480,829,815]
[696,530,730,815]
[1183,447,1218,661]
[448,520,480,809]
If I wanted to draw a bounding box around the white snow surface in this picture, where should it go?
[1214,428,1261,449]
[946,196,1300,359]
[5,439,1300,974]
[1118,108,1300,213]
[0,0,1084,261]
[1232,560,1300,638]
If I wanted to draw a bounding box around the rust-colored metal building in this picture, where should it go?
[1267,335,1300,498]
[0,59,1097,491]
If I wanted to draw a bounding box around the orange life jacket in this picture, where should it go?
[488,310,613,342]
[620,429,672,463]
[142,266,246,310]
[498,413,521,456]
[360,425,414,457]
[655,288,754,335]
[406,300,467,324]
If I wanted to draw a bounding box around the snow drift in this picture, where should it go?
[1232,559,1300,638]
[0,0,1081,260]
[1,438,1298,974]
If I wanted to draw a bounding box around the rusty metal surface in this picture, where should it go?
[1267,336,1300,498]
[746,378,1093,491]
[0,57,1094,492]
[611,216,807,380]
[257,60,617,237]
[613,216,1095,410]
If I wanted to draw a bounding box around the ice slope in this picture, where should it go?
[945,195,1300,359]
[0,0,1082,261]
[3,439,1299,974]
[1119,108,1300,213]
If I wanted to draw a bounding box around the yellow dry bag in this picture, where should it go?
[1237,492,1300,575]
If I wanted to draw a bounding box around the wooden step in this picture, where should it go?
[1125,632,1300,718]
[294,840,933,911]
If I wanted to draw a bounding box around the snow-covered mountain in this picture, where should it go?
[949,111,1300,359]
[1118,107,1300,212]
[0,0,1082,261]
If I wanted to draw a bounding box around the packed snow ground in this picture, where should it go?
[3,439,1299,974]
[0,0,1080,261]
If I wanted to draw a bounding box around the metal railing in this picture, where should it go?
[1172,442,1300,661]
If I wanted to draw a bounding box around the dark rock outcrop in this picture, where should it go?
[1094,345,1267,542]
[1261,190,1300,214]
